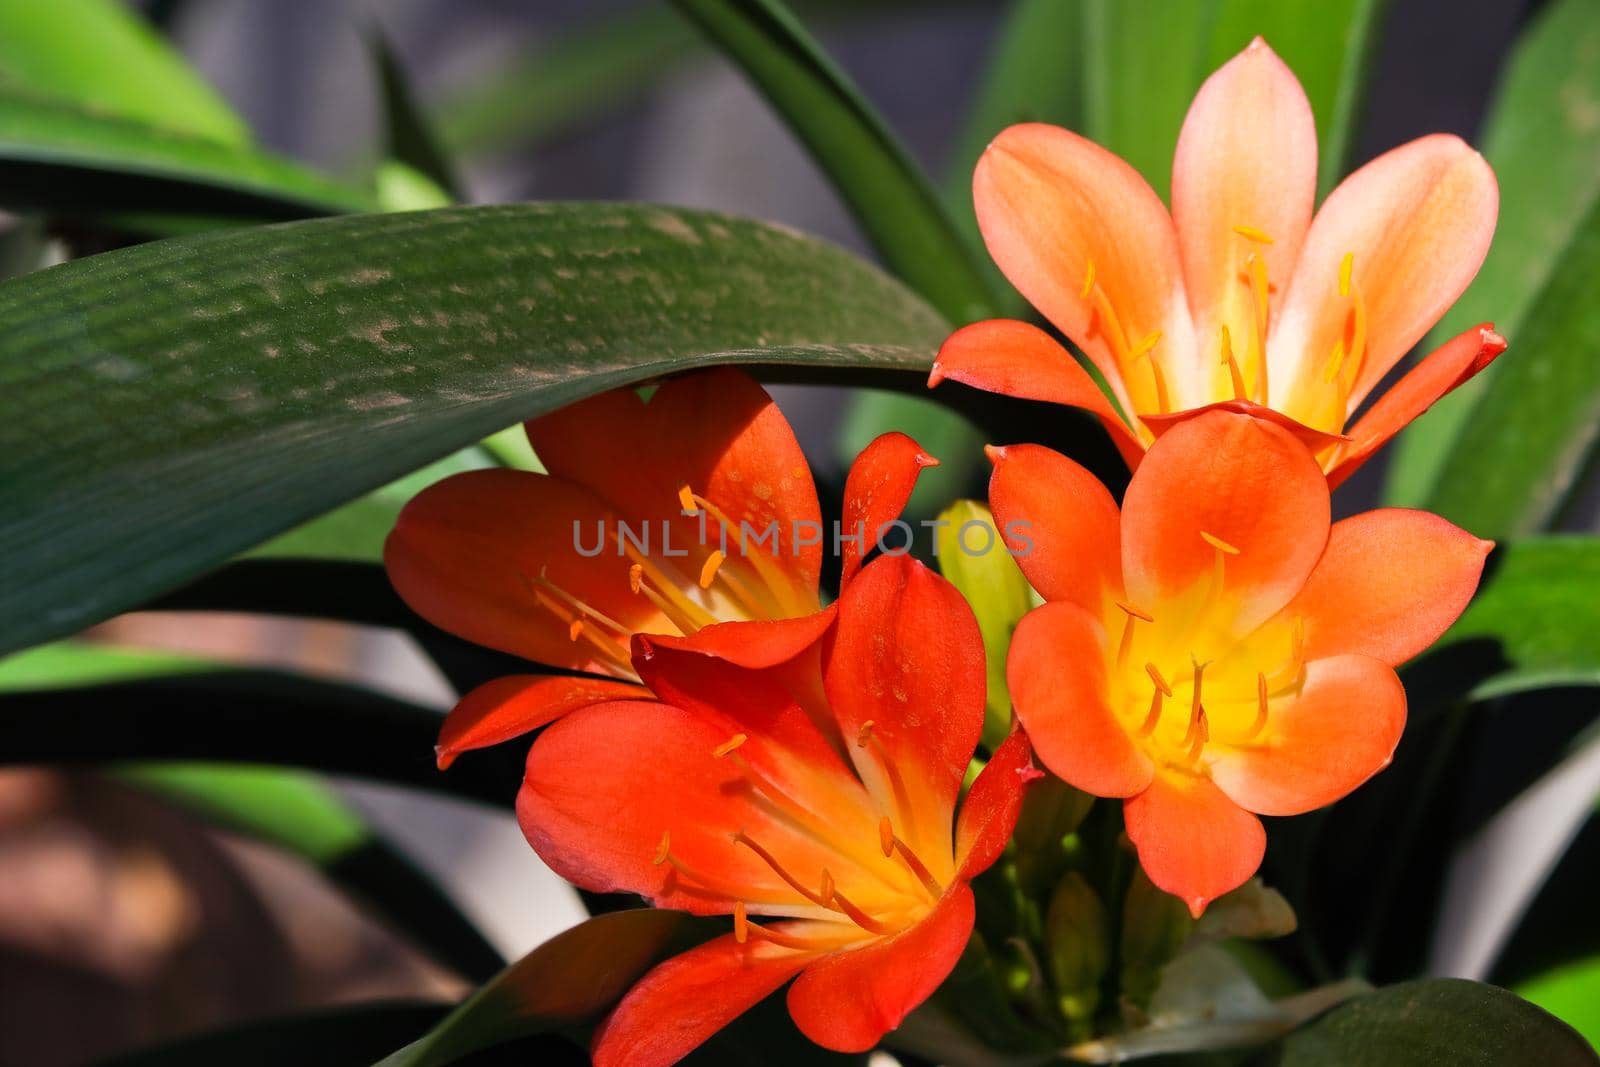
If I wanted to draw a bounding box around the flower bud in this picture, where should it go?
[1045,871,1110,1034]
[1120,866,1196,1010]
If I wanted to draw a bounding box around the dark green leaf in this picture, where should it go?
[91,1003,457,1067]
[371,30,463,202]
[1260,979,1598,1066]
[0,202,946,656]
[0,0,250,147]
[1417,200,1600,537]
[378,910,684,1067]
[1387,0,1600,505]
[671,0,996,324]
[0,87,375,221]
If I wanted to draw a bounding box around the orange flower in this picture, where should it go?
[989,409,1490,915]
[384,368,936,766]
[930,38,1503,487]
[518,554,1036,1064]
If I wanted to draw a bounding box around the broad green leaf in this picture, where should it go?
[671,0,997,324]
[0,0,250,147]
[377,910,684,1067]
[1416,200,1600,537]
[0,87,375,222]
[0,202,947,656]
[1387,0,1600,506]
[1519,958,1600,1053]
[1263,979,1598,1066]
[91,1003,455,1067]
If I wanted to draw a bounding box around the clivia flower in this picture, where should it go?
[989,409,1490,915]
[518,553,1036,1064]
[930,37,1503,487]
[384,368,936,766]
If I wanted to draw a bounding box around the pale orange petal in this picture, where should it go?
[1123,770,1264,917]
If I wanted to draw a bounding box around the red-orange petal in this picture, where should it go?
[648,605,838,671]
[786,883,976,1052]
[1275,509,1492,667]
[1121,409,1329,635]
[1141,398,1350,456]
[1326,324,1507,489]
[1209,654,1405,818]
[1007,602,1154,798]
[592,928,826,1067]
[823,555,986,852]
[526,368,824,604]
[436,674,653,769]
[954,728,1039,880]
[1123,770,1265,918]
[986,443,1122,614]
[930,319,1144,463]
[839,432,939,590]
[384,469,663,676]
[974,123,1192,410]
[1172,37,1317,372]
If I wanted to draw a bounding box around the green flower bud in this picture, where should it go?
[1120,866,1196,1010]
[1045,871,1111,1028]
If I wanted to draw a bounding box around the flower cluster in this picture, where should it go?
[386,37,1498,1067]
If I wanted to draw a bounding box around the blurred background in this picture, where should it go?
[0,0,1576,1064]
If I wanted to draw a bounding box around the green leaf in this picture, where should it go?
[0,87,376,221]
[670,0,996,324]
[90,1003,455,1067]
[1387,0,1600,506]
[1519,958,1600,1053]
[377,910,684,1067]
[371,30,463,203]
[1261,979,1598,1066]
[1413,199,1600,537]
[0,202,947,656]
[0,0,250,147]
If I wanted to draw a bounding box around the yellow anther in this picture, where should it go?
[1130,330,1164,360]
[1220,325,1247,400]
[1200,531,1241,555]
[879,816,895,858]
[1117,600,1155,623]
[653,831,671,866]
[1079,257,1097,299]
[713,732,748,759]
[1145,662,1173,697]
[1232,224,1275,244]
[678,484,697,512]
[699,550,726,589]
[628,563,644,594]
[856,720,876,747]
[1339,252,1354,298]
[568,619,585,642]
[1250,672,1270,738]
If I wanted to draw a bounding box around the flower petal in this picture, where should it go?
[1173,37,1317,389]
[954,728,1039,880]
[1325,325,1507,489]
[1208,654,1405,817]
[839,432,939,589]
[526,368,824,609]
[384,469,660,677]
[974,123,1192,412]
[823,555,986,860]
[592,928,829,1067]
[986,443,1122,614]
[1271,134,1498,414]
[1274,509,1492,666]
[1141,399,1349,455]
[649,605,839,670]
[1008,602,1154,798]
[1123,770,1265,917]
[436,674,652,769]
[1121,409,1329,634]
[930,319,1144,464]
[787,884,976,1052]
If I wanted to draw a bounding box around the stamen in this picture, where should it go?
[1145,662,1173,697]
[1116,601,1152,667]
[888,835,945,898]
[830,886,895,936]
[1185,655,1209,742]
[680,488,803,617]
[713,733,749,759]
[1130,330,1163,360]
[1199,531,1240,555]
[818,869,835,904]
[1080,258,1097,300]
[628,563,643,594]
[734,900,749,943]
[522,572,633,673]
[1185,709,1210,764]
[735,910,821,950]
[1339,252,1354,298]
[855,721,917,842]
[1201,530,1238,591]
[1147,355,1172,414]
[699,550,726,590]
[568,619,585,642]
[616,533,720,633]
[1249,672,1270,739]
[1137,686,1164,738]
[1220,325,1247,399]
[653,831,672,866]
[1247,252,1271,405]
[878,816,894,858]
[733,830,831,907]
[1232,224,1275,244]
[677,484,697,513]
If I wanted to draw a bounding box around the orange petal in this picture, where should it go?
[1271,134,1498,412]
[787,884,976,1052]
[1123,770,1265,917]
[648,605,838,670]
[823,556,986,854]
[974,123,1192,411]
[954,728,1039,880]
[384,469,662,676]
[1274,509,1492,667]
[1326,324,1507,489]
[436,674,652,769]
[1007,603,1154,798]
[930,319,1145,463]
[1121,410,1329,635]
[1141,398,1350,455]
[839,432,939,589]
[1172,37,1316,377]
[526,368,824,607]
[1209,654,1405,817]
[986,443,1122,614]
[592,928,828,1067]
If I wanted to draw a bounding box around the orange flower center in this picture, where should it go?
[1104,531,1306,773]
